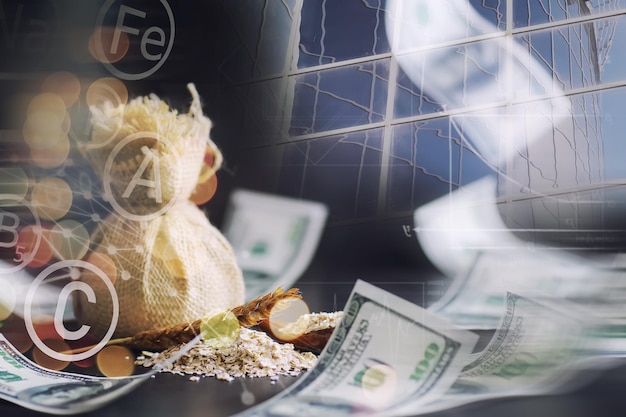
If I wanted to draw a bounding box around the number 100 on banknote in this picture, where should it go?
[241,280,478,416]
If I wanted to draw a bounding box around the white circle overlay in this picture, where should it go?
[24,259,120,362]
[71,82,125,150]
[95,0,175,81]
[103,131,181,221]
[0,194,42,273]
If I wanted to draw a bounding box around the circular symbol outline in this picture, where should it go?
[0,194,42,273]
[95,0,175,81]
[103,131,182,221]
[24,259,120,362]
[69,81,126,150]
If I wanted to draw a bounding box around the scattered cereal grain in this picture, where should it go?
[135,328,317,382]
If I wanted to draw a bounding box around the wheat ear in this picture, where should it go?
[93,287,302,352]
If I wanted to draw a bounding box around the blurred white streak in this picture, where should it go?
[385,0,577,193]
[0,261,65,319]
[414,176,523,278]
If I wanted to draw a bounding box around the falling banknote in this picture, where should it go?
[0,333,201,415]
[391,291,594,416]
[233,279,479,416]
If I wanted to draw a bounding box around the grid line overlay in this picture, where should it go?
[228,0,626,229]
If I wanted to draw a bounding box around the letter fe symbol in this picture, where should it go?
[95,0,175,80]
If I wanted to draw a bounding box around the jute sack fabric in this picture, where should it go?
[75,199,245,338]
[83,83,222,216]
[74,84,244,338]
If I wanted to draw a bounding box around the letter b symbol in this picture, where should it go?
[0,211,19,249]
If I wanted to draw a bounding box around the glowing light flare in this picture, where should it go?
[152,229,177,261]
[190,173,218,206]
[200,310,241,349]
[196,146,217,184]
[41,72,81,108]
[268,298,311,341]
[86,77,128,108]
[204,148,215,168]
[32,338,71,371]
[30,134,71,169]
[96,345,135,377]
[17,225,53,268]
[0,167,29,200]
[27,93,66,121]
[32,314,62,341]
[240,390,255,406]
[49,220,90,261]
[359,363,398,406]
[75,78,126,151]
[152,228,185,277]
[89,26,130,64]
[83,252,117,285]
[31,177,73,221]
[191,145,219,206]
[22,110,65,150]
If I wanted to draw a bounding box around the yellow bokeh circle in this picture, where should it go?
[31,177,73,221]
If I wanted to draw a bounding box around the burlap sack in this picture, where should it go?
[74,200,245,338]
[83,84,222,216]
[75,83,244,338]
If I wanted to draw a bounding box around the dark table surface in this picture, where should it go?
[2,264,626,417]
[2,359,626,417]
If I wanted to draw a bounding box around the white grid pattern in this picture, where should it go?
[232,0,626,227]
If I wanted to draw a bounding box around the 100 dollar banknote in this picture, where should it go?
[431,250,622,331]
[393,290,594,416]
[235,280,479,416]
[0,333,201,415]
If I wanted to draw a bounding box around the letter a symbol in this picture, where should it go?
[122,146,162,203]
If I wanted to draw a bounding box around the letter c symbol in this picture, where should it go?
[54,281,96,341]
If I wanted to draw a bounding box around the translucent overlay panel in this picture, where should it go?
[277,130,383,220]
[289,60,389,136]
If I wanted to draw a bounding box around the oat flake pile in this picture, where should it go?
[136,327,317,382]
